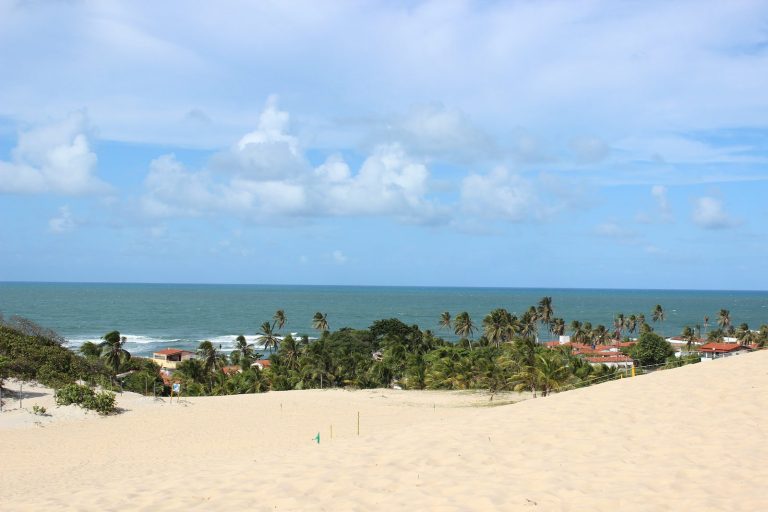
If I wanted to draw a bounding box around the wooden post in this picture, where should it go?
[19,382,22,409]
[330,424,333,440]
[357,411,360,436]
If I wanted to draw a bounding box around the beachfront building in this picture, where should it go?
[698,342,751,362]
[152,348,197,370]
[251,359,271,370]
[544,340,636,368]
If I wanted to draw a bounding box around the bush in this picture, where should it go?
[55,383,95,406]
[31,405,47,415]
[87,391,116,415]
[54,383,116,415]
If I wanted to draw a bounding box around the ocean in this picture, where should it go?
[1,282,767,357]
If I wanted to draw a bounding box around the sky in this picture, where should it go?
[1,0,767,289]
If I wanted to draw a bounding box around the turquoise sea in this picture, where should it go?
[1,282,767,357]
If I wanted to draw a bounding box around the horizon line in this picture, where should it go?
[1,280,767,294]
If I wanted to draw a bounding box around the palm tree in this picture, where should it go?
[681,326,696,353]
[535,352,569,397]
[717,309,731,333]
[453,311,475,350]
[230,335,256,370]
[278,334,301,371]
[592,324,608,345]
[197,340,224,373]
[569,320,584,343]
[613,313,625,340]
[703,316,710,336]
[482,308,514,348]
[519,310,538,341]
[273,310,287,331]
[625,314,637,336]
[652,305,665,335]
[439,312,452,332]
[259,321,280,353]
[100,330,131,373]
[551,318,566,337]
[536,296,554,338]
[312,312,329,333]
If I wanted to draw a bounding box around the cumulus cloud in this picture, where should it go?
[370,103,496,164]
[0,113,107,195]
[210,96,308,179]
[141,100,446,224]
[460,167,535,222]
[48,205,77,234]
[692,196,738,229]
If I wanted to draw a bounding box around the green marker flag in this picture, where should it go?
[314,432,320,444]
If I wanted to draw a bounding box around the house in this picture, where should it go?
[698,342,751,361]
[152,348,197,370]
[584,354,635,369]
[251,359,271,370]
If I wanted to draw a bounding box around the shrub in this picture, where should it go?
[86,391,116,415]
[54,383,116,415]
[55,383,95,406]
[31,405,46,415]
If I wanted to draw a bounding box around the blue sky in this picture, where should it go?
[1,0,767,289]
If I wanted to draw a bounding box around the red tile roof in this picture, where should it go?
[699,343,750,353]
[153,348,195,356]
[252,359,271,368]
[585,355,633,363]
[154,349,183,356]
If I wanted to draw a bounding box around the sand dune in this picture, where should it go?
[2,352,767,511]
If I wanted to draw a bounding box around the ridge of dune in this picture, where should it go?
[2,352,767,511]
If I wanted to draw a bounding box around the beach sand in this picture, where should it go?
[2,352,767,511]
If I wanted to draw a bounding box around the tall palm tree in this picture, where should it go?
[625,314,637,336]
[519,310,538,341]
[312,312,329,333]
[717,309,731,333]
[613,313,625,340]
[592,324,609,345]
[652,305,665,335]
[569,320,584,343]
[278,334,301,371]
[681,326,696,353]
[197,340,224,373]
[273,310,287,331]
[551,318,566,337]
[536,296,554,338]
[230,334,256,370]
[483,308,514,348]
[439,312,452,332]
[453,311,475,350]
[100,330,131,373]
[259,321,280,353]
[703,315,710,336]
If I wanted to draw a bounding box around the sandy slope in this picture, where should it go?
[2,352,767,511]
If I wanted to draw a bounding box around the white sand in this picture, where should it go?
[2,352,767,511]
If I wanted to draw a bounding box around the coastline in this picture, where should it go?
[2,351,767,510]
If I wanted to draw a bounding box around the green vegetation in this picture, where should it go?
[54,383,117,415]
[3,302,767,404]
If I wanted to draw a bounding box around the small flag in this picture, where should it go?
[314,432,320,444]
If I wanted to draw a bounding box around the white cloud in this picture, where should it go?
[460,167,535,222]
[48,206,76,234]
[370,103,496,164]
[211,96,308,179]
[141,101,446,224]
[0,113,107,195]
[692,196,738,229]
